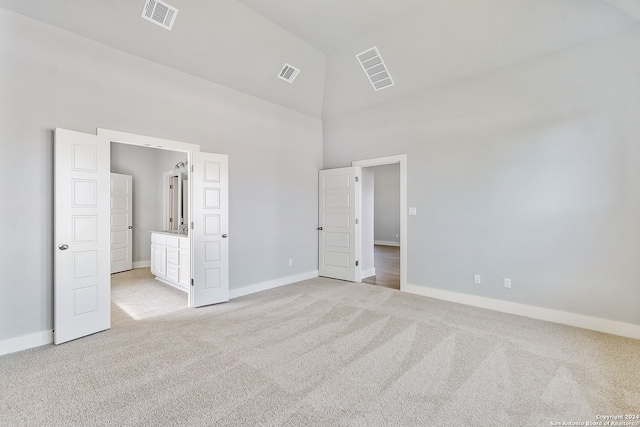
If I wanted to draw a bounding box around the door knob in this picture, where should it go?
[58,244,69,250]
[317,227,323,231]
[222,234,228,238]
[128,226,133,229]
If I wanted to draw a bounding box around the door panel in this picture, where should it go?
[54,128,110,344]
[191,152,229,307]
[318,167,361,282]
[110,173,133,274]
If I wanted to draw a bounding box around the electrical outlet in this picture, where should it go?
[474,274,481,284]
[288,259,293,266]
[504,278,512,289]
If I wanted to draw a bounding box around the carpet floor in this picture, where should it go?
[1,277,639,426]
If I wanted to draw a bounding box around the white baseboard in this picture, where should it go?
[374,240,400,247]
[403,283,640,340]
[230,270,319,299]
[0,330,53,356]
[133,260,150,269]
[361,268,376,279]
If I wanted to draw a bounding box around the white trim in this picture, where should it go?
[97,128,200,153]
[404,283,640,340]
[230,270,319,299]
[352,154,407,292]
[0,330,53,356]
[133,260,151,269]
[361,268,376,279]
[374,240,400,247]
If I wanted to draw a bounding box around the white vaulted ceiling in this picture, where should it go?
[0,0,639,119]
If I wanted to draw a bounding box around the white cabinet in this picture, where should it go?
[150,232,189,292]
[150,243,166,278]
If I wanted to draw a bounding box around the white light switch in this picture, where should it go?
[409,207,417,216]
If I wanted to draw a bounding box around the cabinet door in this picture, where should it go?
[151,244,166,278]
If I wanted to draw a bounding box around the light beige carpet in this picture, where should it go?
[1,277,639,426]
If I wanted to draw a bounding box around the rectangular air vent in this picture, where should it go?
[278,63,300,83]
[142,0,178,30]
[356,47,394,91]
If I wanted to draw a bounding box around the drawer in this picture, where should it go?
[166,236,180,248]
[151,233,166,245]
[166,248,179,265]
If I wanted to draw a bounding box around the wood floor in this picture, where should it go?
[362,244,400,290]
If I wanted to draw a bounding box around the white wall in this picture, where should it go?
[324,30,640,326]
[0,9,322,342]
[372,164,400,244]
[110,144,187,264]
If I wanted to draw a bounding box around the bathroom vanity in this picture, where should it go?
[150,231,190,292]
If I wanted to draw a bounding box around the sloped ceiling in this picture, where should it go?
[320,0,640,118]
[1,0,639,119]
[0,0,328,118]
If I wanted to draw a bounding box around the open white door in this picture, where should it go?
[191,152,229,307]
[318,167,361,282]
[110,173,133,274]
[54,128,110,344]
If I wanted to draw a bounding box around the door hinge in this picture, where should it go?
[191,222,194,229]
[169,184,173,189]
[355,218,359,225]
[191,278,194,287]
[355,261,359,267]
[191,165,194,173]
[355,176,359,183]
[169,218,173,223]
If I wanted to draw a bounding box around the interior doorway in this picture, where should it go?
[352,155,407,291]
[54,128,230,344]
[361,163,401,290]
[110,142,189,324]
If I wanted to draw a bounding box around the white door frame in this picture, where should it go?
[352,154,407,291]
[97,129,200,305]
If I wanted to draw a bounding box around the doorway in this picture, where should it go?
[361,163,401,290]
[110,142,189,324]
[352,155,407,291]
[53,127,230,344]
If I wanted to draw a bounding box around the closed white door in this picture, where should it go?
[318,167,361,282]
[110,173,133,274]
[54,128,111,344]
[191,152,229,307]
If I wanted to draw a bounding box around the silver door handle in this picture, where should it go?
[317,227,323,231]
[222,234,228,238]
[58,244,69,250]
[128,226,133,229]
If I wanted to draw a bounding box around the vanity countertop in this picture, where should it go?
[151,230,188,237]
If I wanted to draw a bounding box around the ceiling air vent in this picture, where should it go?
[356,46,394,91]
[278,63,300,83]
[141,0,178,31]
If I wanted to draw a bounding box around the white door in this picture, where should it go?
[190,152,229,307]
[110,173,133,274]
[318,167,361,282]
[54,128,110,344]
